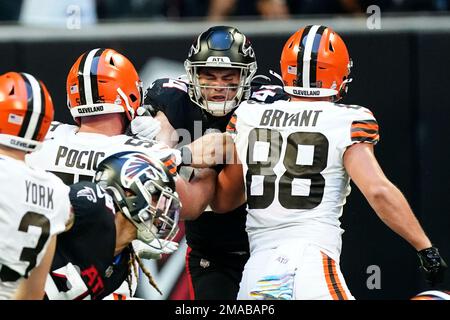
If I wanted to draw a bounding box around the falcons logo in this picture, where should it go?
[123,153,155,179]
[120,153,168,187]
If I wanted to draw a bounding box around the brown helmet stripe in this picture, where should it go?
[309,25,327,88]
[89,48,106,104]
[31,81,46,140]
[17,73,45,141]
[17,73,34,138]
[77,51,89,105]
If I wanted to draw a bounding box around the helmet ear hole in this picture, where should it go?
[329,42,334,52]
[109,57,115,66]
[9,86,14,95]
[129,94,137,102]
[288,41,294,49]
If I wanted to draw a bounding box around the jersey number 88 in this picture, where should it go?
[246,128,329,210]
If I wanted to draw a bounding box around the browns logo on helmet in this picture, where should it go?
[280,25,353,101]
[0,72,54,152]
[66,48,143,124]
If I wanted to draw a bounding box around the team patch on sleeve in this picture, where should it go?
[351,120,379,144]
[226,113,237,135]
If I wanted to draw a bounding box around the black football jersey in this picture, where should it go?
[144,78,288,254]
[45,181,131,300]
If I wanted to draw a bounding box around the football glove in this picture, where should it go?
[132,239,179,260]
[130,107,161,140]
[417,246,447,286]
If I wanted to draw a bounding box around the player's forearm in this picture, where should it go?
[177,169,217,220]
[210,164,246,213]
[185,133,234,168]
[366,181,432,251]
[155,111,178,148]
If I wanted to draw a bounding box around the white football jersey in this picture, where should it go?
[26,122,178,184]
[229,100,379,257]
[0,155,70,299]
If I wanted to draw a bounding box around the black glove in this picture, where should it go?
[417,246,447,286]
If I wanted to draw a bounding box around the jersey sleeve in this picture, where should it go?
[226,112,238,138]
[51,179,72,236]
[250,84,290,104]
[350,119,379,144]
[343,106,380,148]
[67,181,115,236]
[144,78,190,129]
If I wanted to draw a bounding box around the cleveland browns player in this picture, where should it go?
[211,25,447,299]
[0,72,72,299]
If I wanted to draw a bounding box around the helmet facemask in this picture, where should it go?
[184,26,257,116]
[95,152,180,250]
[137,179,180,248]
[185,62,256,116]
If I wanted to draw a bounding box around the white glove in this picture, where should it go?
[132,239,179,260]
[130,107,161,140]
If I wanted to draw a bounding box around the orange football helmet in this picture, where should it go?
[0,72,54,152]
[67,48,143,124]
[280,25,352,101]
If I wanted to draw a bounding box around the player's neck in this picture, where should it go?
[0,146,26,161]
[78,113,126,136]
[114,212,137,255]
[290,96,332,102]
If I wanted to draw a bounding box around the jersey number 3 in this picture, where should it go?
[19,212,51,275]
[246,128,329,210]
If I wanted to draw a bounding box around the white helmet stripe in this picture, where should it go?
[302,25,321,88]
[22,73,43,140]
[82,48,100,105]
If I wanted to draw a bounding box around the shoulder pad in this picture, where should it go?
[250,85,290,104]
[69,181,115,226]
[144,78,188,106]
[45,122,77,140]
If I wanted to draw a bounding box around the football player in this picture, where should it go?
[45,152,181,300]
[142,26,287,300]
[210,25,447,299]
[0,72,72,299]
[25,48,216,298]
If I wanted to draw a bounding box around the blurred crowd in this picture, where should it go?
[0,0,449,24]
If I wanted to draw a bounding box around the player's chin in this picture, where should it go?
[209,98,226,103]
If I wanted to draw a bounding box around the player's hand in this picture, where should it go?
[132,239,179,260]
[417,246,447,286]
[130,107,161,140]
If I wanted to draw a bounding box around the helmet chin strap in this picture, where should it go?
[203,99,237,116]
[117,87,135,120]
